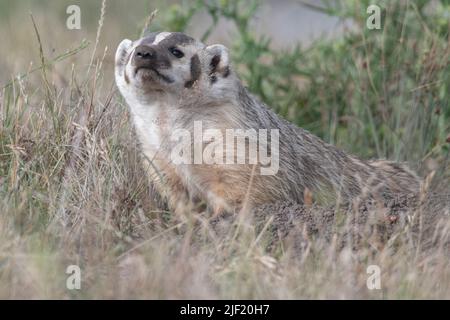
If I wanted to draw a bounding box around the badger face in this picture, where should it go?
[115,31,233,103]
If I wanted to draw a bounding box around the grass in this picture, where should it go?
[0,0,449,299]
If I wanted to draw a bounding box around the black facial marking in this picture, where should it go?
[209,54,230,83]
[138,32,193,49]
[185,54,201,88]
[210,55,221,72]
[138,32,159,46]
[222,66,230,78]
[158,32,195,48]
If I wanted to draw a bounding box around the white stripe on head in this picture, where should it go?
[153,32,172,45]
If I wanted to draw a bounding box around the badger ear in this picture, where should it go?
[205,44,231,80]
[115,39,133,68]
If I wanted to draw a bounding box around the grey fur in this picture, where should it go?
[115,32,421,215]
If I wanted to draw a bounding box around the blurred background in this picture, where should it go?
[0,0,351,80]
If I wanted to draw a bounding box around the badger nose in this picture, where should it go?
[133,45,156,66]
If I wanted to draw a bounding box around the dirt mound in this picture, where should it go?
[251,193,450,256]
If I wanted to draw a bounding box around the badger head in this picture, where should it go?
[115,32,235,104]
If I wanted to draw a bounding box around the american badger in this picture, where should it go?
[115,32,420,215]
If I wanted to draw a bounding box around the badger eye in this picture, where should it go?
[169,47,184,58]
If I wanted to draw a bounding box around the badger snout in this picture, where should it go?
[131,44,173,84]
[133,45,157,70]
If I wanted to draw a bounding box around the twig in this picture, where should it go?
[140,9,158,38]
[86,0,107,78]
[30,13,52,98]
